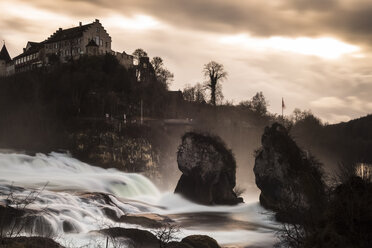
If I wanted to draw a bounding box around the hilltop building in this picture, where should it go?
[8,19,134,74]
[2,18,162,88]
[12,19,112,73]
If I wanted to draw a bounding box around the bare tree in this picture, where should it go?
[154,223,180,248]
[203,61,227,106]
[0,183,49,238]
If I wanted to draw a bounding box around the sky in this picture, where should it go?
[1,0,372,124]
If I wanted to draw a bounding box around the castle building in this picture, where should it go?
[11,19,123,73]
[0,44,14,77]
[4,19,138,75]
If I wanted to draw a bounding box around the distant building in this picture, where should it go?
[115,51,134,70]
[12,19,116,73]
[5,19,155,78]
[13,42,45,73]
[0,44,14,77]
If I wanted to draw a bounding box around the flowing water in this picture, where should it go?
[0,152,278,247]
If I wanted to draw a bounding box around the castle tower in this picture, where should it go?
[0,43,12,76]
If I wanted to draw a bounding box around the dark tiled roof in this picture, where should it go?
[0,44,11,63]
[27,42,39,47]
[44,23,93,44]
[13,42,44,60]
[86,39,98,47]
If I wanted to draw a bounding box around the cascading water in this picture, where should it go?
[0,152,278,247]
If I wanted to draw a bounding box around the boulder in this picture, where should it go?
[0,237,64,248]
[165,241,193,248]
[100,227,159,248]
[253,123,325,221]
[175,132,243,205]
[181,235,221,248]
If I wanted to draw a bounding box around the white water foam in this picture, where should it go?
[0,152,278,247]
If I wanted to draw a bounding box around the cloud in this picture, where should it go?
[311,97,347,109]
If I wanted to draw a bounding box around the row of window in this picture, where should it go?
[62,48,82,56]
[46,38,83,50]
[46,38,110,50]
[15,53,38,65]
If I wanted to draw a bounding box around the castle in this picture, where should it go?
[0,19,136,77]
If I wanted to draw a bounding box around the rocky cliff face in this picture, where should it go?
[175,132,243,205]
[254,123,325,220]
[72,127,160,180]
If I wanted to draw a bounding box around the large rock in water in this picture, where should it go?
[254,123,325,220]
[175,132,243,205]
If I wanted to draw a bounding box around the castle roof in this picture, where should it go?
[0,44,11,63]
[12,42,44,60]
[44,23,93,44]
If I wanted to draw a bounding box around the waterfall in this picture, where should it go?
[0,152,278,247]
[0,152,160,199]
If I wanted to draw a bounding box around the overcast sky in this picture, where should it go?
[1,0,372,123]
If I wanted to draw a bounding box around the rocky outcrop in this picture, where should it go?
[0,237,64,248]
[175,132,243,205]
[181,235,221,248]
[100,227,159,248]
[72,128,160,179]
[254,123,325,220]
[167,235,221,248]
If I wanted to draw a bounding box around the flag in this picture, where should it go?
[282,98,286,109]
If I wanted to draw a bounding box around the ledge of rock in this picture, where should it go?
[253,123,325,221]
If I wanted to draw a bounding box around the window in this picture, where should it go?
[100,39,103,46]
[96,27,100,33]
[105,42,108,48]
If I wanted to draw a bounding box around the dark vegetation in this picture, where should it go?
[254,123,372,248]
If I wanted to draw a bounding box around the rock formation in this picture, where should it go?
[253,123,325,220]
[175,132,243,205]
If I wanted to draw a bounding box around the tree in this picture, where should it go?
[239,92,268,116]
[151,56,174,89]
[132,48,148,61]
[203,61,227,106]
